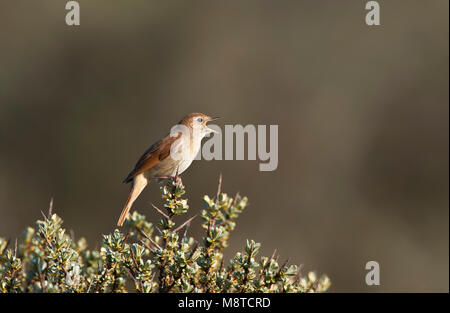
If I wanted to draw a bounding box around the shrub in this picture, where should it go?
[0,176,330,293]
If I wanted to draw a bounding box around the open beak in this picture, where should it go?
[206,117,220,134]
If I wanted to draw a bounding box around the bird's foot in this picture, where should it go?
[155,175,182,185]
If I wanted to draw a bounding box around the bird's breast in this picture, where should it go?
[147,136,201,178]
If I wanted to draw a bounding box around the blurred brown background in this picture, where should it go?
[0,1,448,292]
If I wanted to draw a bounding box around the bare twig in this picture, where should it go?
[137,228,162,251]
[151,203,170,220]
[233,192,240,206]
[48,197,54,216]
[270,249,277,261]
[38,268,47,293]
[216,174,223,201]
[173,215,197,234]
[155,226,163,236]
[280,258,290,270]
[182,222,190,239]
[69,229,75,242]
[86,278,94,293]
[129,248,145,292]
[14,238,18,258]
[140,239,156,253]
[38,225,53,247]
[294,264,304,284]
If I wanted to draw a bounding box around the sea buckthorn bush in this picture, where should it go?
[0,176,330,293]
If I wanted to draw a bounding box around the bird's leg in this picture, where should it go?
[156,166,182,184]
[174,166,182,185]
[155,175,171,180]
[155,175,182,185]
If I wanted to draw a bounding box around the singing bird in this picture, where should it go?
[117,113,219,226]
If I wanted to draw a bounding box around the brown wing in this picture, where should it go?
[123,133,180,183]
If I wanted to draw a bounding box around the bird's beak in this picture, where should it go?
[207,127,219,134]
[206,117,220,134]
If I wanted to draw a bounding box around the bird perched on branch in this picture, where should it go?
[117,113,219,226]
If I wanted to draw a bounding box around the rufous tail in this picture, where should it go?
[117,174,148,226]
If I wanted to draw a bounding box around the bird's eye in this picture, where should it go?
[197,117,203,123]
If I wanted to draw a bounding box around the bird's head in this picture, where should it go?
[180,113,220,137]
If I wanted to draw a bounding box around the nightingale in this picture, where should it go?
[117,113,219,226]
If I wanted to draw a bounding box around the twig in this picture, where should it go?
[125,267,140,291]
[48,197,54,216]
[216,174,222,201]
[38,225,53,247]
[182,222,190,239]
[173,215,197,234]
[137,228,162,251]
[38,268,47,293]
[129,248,145,292]
[219,258,224,273]
[86,277,94,293]
[155,226,163,236]
[270,249,277,261]
[280,258,290,270]
[294,264,304,284]
[151,203,170,220]
[233,192,240,206]
[14,238,18,258]
[69,229,75,242]
[140,239,156,253]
